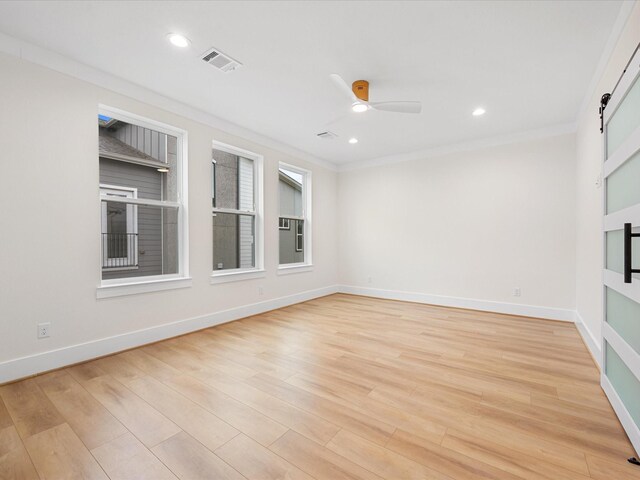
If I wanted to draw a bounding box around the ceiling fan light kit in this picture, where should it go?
[330,73,422,115]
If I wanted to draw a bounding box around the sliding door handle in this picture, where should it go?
[624,223,640,283]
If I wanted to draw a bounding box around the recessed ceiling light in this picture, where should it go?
[167,33,190,48]
[352,103,369,113]
[348,138,358,144]
[472,107,486,116]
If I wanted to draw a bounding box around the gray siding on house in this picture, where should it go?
[100,158,163,280]
[110,123,168,163]
[212,149,255,270]
[279,179,303,264]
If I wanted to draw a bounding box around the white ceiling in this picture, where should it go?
[0,1,624,165]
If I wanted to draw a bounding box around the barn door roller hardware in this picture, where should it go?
[599,93,611,134]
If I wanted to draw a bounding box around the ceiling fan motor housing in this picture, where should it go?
[352,80,369,101]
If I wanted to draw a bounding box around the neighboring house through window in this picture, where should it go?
[211,142,263,275]
[279,163,311,266]
[97,107,189,296]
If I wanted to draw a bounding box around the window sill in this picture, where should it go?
[210,269,266,284]
[277,264,314,275]
[97,276,192,299]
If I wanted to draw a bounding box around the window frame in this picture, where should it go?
[278,162,312,274]
[96,105,191,299]
[279,218,290,230]
[210,140,264,284]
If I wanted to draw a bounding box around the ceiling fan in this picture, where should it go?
[329,74,422,114]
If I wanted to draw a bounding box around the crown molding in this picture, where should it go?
[575,0,637,124]
[338,122,577,172]
[0,31,338,172]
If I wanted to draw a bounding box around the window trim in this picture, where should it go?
[279,218,290,230]
[278,162,312,269]
[211,140,264,282]
[96,105,189,298]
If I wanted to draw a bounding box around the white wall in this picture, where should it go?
[338,133,577,319]
[575,2,640,362]
[0,52,338,381]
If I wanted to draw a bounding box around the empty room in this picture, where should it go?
[0,1,640,478]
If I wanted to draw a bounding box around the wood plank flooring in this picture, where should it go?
[1,293,639,479]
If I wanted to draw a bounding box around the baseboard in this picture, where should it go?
[0,285,339,384]
[574,310,603,369]
[337,285,576,322]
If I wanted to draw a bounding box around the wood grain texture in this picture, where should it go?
[151,431,244,480]
[23,423,108,480]
[91,432,177,480]
[0,294,637,479]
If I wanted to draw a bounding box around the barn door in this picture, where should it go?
[602,44,640,458]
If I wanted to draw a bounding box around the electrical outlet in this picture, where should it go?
[513,288,521,297]
[37,322,51,339]
[367,276,372,284]
[258,286,264,296]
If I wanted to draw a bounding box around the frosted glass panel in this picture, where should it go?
[605,342,640,427]
[606,288,640,355]
[607,72,640,157]
[606,229,640,275]
[607,149,640,213]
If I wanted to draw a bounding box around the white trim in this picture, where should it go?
[0,285,339,384]
[96,276,192,299]
[277,264,314,275]
[99,195,181,209]
[100,185,138,269]
[575,1,637,123]
[210,269,266,284]
[604,123,640,175]
[575,310,603,368]
[604,204,640,231]
[337,285,576,322]
[601,374,640,456]
[211,140,264,275]
[338,123,577,172]
[603,321,640,382]
[279,162,312,266]
[0,32,337,172]
[98,106,190,294]
[604,268,640,304]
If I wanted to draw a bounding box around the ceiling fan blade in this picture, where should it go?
[369,101,422,114]
[330,73,358,102]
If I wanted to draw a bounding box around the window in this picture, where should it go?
[279,218,290,230]
[97,106,189,297]
[212,142,263,277]
[100,185,138,269]
[279,163,311,268]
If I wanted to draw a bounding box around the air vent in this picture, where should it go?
[317,131,338,140]
[201,47,242,73]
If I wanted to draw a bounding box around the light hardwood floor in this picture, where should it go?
[1,294,639,479]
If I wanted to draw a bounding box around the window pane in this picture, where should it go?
[606,287,640,356]
[606,149,640,214]
[101,202,179,280]
[279,167,303,217]
[605,342,640,427]
[280,218,304,265]
[212,149,254,210]
[606,228,640,276]
[99,118,177,202]
[607,72,640,157]
[212,213,255,271]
